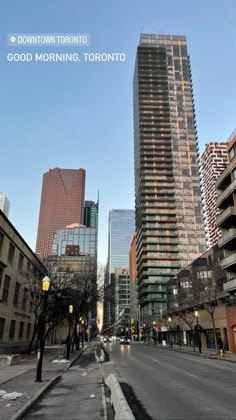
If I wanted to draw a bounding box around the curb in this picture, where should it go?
[105,373,135,420]
[8,349,83,420]
[156,345,236,363]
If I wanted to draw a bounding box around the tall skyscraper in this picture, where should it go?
[0,194,10,218]
[201,143,228,248]
[133,34,206,321]
[84,200,99,228]
[103,209,135,329]
[84,200,99,254]
[36,168,86,256]
[107,209,135,274]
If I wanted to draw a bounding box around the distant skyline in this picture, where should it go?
[1,1,236,265]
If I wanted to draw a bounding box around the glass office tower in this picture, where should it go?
[103,209,135,329]
[133,34,206,321]
[107,209,135,274]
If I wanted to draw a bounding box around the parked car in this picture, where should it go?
[119,336,130,344]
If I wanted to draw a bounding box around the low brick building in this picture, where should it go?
[0,210,45,353]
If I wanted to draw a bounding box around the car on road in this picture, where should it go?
[119,336,130,344]
[103,336,111,343]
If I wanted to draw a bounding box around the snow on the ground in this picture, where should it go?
[52,359,69,363]
[0,390,24,400]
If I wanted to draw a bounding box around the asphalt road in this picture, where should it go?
[104,341,236,420]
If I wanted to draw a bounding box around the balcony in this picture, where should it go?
[139,295,167,305]
[216,207,236,229]
[216,179,236,209]
[223,278,236,295]
[216,157,236,190]
[139,286,166,296]
[221,251,236,271]
[218,228,236,249]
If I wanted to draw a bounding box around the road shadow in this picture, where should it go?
[120,382,154,420]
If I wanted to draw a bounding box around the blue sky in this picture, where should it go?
[1,0,236,265]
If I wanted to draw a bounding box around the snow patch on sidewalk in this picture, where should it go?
[0,390,24,400]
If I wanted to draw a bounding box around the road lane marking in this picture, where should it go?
[137,352,162,364]
[137,353,199,378]
[183,371,198,379]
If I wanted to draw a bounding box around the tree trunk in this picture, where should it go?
[28,320,38,354]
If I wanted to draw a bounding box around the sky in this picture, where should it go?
[1,0,236,266]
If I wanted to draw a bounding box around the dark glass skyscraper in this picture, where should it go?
[133,34,206,322]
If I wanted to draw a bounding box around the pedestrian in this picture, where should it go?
[217,336,224,355]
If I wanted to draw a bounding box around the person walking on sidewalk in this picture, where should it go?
[217,336,224,356]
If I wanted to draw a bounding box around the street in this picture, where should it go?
[104,341,236,420]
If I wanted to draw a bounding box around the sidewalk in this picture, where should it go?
[151,341,236,363]
[0,345,83,420]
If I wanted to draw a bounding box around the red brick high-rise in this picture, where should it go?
[201,143,228,248]
[36,168,86,256]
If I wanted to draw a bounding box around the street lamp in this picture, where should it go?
[35,276,50,382]
[194,310,202,353]
[168,317,172,348]
[66,305,74,360]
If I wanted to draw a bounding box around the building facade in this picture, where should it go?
[165,245,233,351]
[133,34,206,323]
[107,209,135,274]
[216,128,236,352]
[103,209,135,331]
[0,194,10,218]
[114,267,130,323]
[83,200,99,256]
[201,143,228,248]
[52,223,97,258]
[0,210,45,353]
[129,234,138,333]
[36,168,86,256]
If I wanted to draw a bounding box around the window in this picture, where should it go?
[13,282,20,307]
[26,261,31,279]
[0,231,4,254]
[22,287,28,311]
[18,254,24,274]
[0,318,5,340]
[9,320,16,339]
[8,243,15,264]
[19,321,24,339]
[173,46,180,56]
[0,266,4,289]
[229,147,235,160]
[2,275,11,303]
[26,323,31,339]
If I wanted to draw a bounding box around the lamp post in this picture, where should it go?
[138,305,141,341]
[66,305,74,360]
[35,276,50,382]
[194,310,202,353]
[168,317,172,348]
